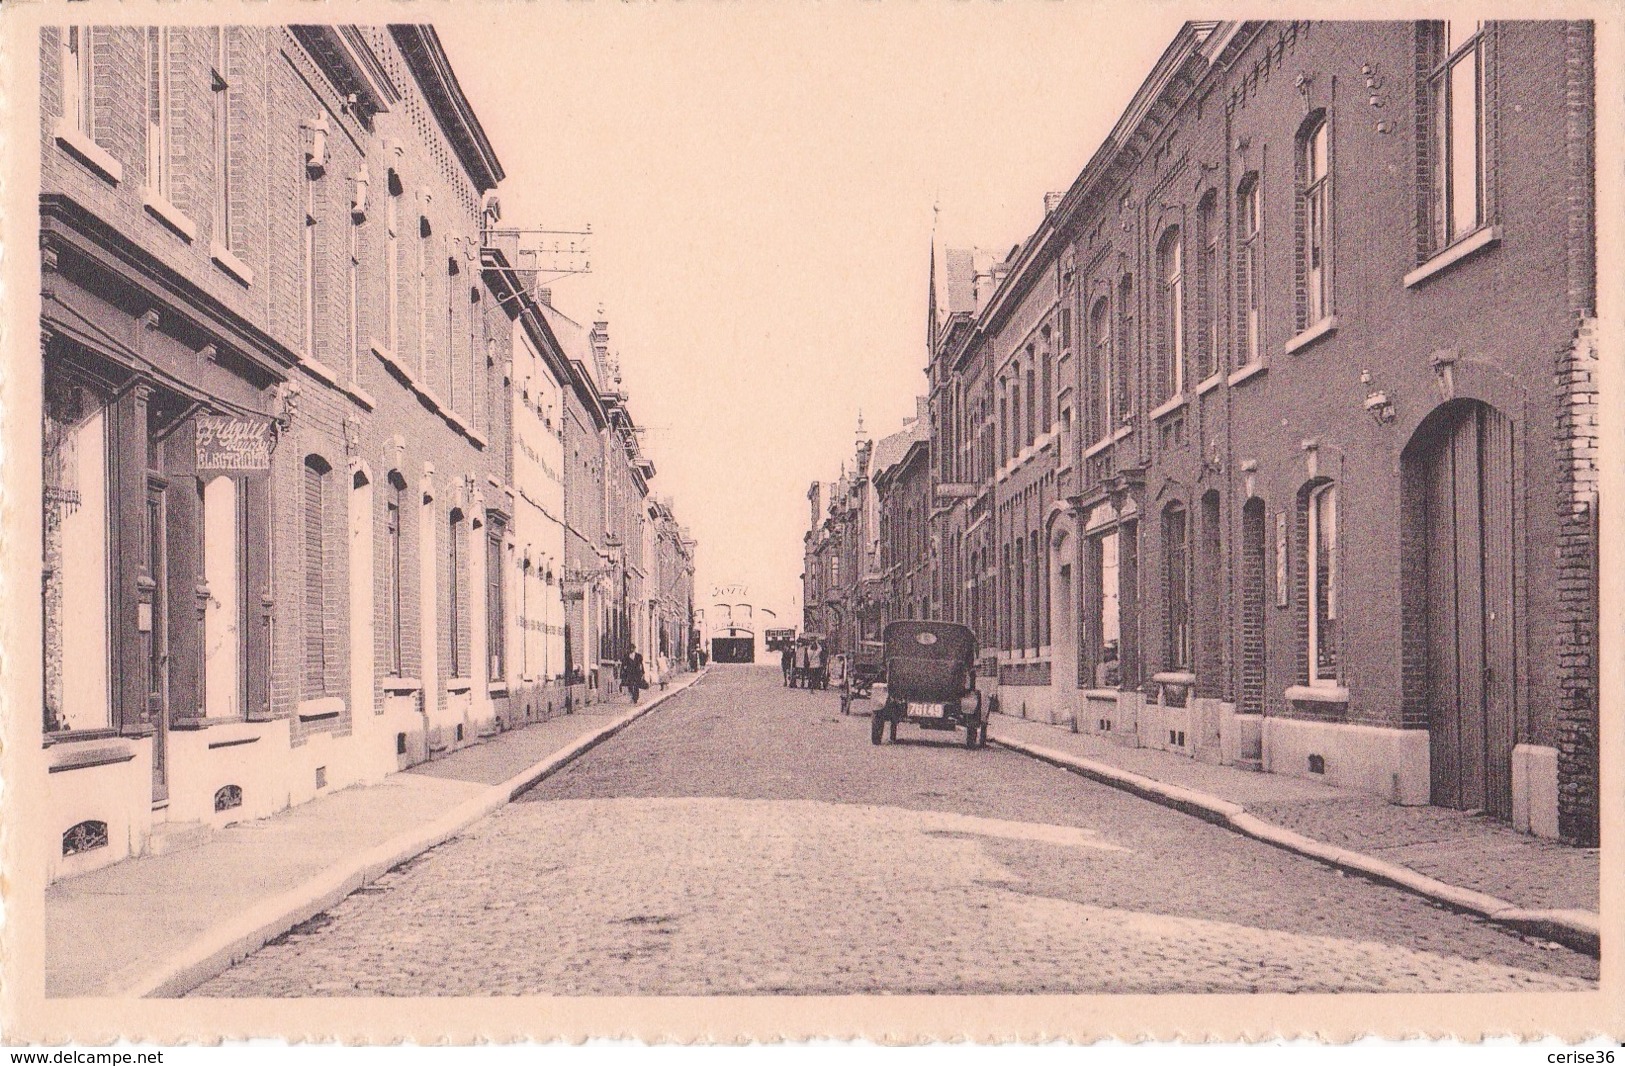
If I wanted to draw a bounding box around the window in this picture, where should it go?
[1308,482,1339,685]
[1040,349,1053,433]
[448,510,463,678]
[346,180,362,382]
[385,171,401,351]
[1025,361,1036,447]
[1163,503,1189,670]
[201,475,243,718]
[417,214,432,379]
[302,456,331,698]
[1116,275,1135,420]
[146,28,173,199]
[385,474,405,676]
[1157,228,1184,400]
[1301,115,1332,326]
[1086,527,1122,687]
[1087,299,1111,441]
[998,383,1009,463]
[212,29,232,247]
[302,152,320,358]
[1013,537,1025,653]
[43,377,110,733]
[1428,21,1487,249]
[1198,194,1219,383]
[1029,529,1042,647]
[445,251,458,406]
[62,27,94,137]
[1237,175,1262,367]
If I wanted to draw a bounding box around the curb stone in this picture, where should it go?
[119,669,710,998]
[991,733,1600,959]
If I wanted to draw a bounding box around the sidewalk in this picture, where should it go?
[44,671,707,998]
[988,712,1600,956]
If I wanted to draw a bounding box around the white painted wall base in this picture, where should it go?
[165,718,292,827]
[46,739,153,882]
[1191,698,1226,765]
[1262,717,1430,804]
[1221,713,1263,770]
[1512,743,1560,839]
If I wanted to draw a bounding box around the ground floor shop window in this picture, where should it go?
[487,514,506,682]
[1163,503,1190,670]
[303,456,332,699]
[44,376,111,733]
[1307,482,1339,685]
[201,474,246,718]
[1086,528,1121,687]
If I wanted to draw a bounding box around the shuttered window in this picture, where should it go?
[303,456,328,697]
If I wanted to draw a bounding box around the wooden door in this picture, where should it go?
[1423,402,1515,818]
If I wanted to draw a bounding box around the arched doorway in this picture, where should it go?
[1402,400,1517,818]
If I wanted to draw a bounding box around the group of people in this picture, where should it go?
[617,648,675,704]
[780,638,826,688]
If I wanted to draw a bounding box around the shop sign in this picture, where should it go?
[196,415,273,475]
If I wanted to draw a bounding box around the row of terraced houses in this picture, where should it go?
[806,20,1598,845]
[38,23,697,882]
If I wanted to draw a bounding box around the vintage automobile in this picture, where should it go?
[839,639,885,716]
[869,620,987,748]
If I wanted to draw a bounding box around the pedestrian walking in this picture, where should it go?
[623,647,647,704]
[781,642,795,686]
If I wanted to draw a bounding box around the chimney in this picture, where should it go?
[537,287,552,307]
[916,395,929,424]
[1044,190,1065,215]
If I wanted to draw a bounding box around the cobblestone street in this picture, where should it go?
[193,666,1597,997]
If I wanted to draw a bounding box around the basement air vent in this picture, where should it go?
[214,785,243,812]
[63,820,108,856]
[315,765,328,789]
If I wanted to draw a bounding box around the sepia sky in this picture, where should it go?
[438,6,1184,625]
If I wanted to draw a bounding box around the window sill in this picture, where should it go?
[1195,372,1224,396]
[299,354,340,386]
[297,697,344,722]
[446,677,474,694]
[344,382,376,411]
[1284,683,1350,704]
[48,740,138,774]
[1113,423,1133,442]
[1152,671,1197,687]
[1284,315,1338,355]
[1083,688,1121,701]
[210,242,254,287]
[382,676,423,695]
[1149,394,1187,421]
[1083,434,1115,460]
[1227,360,1268,387]
[142,188,197,242]
[1404,225,1502,289]
[170,714,247,731]
[54,121,123,185]
[488,681,510,697]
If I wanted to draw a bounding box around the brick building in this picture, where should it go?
[898,21,1596,842]
[38,23,697,883]
[873,404,932,626]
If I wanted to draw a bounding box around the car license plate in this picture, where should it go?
[908,702,944,718]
